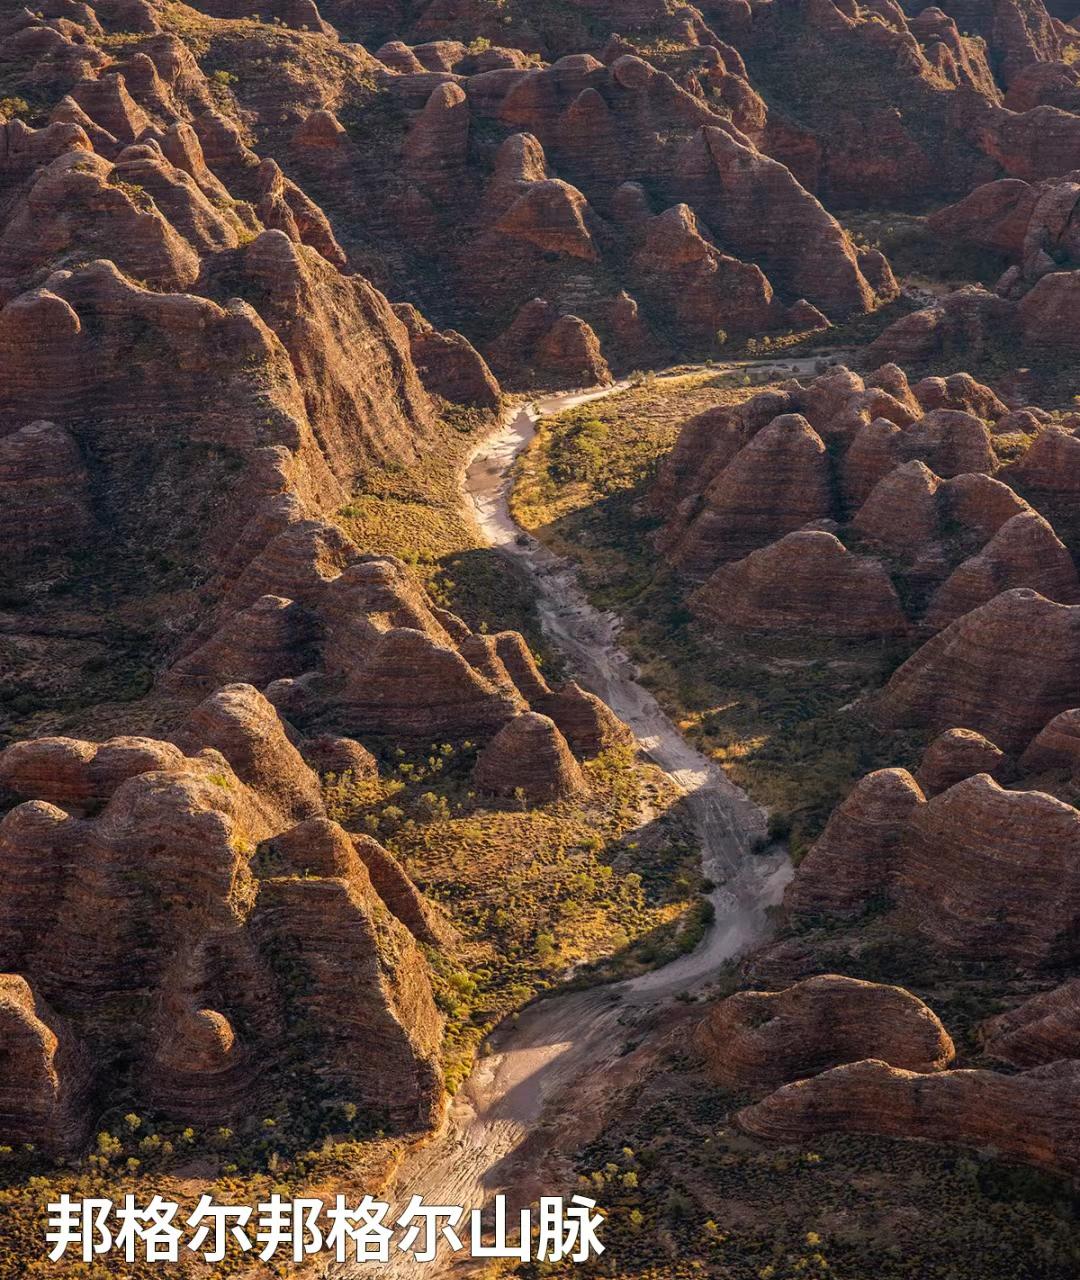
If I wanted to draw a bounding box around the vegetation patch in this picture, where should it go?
[512,373,919,861]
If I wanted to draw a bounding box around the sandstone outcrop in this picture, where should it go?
[655,365,1065,639]
[878,589,1080,751]
[403,80,469,196]
[537,681,635,757]
[915,727,1006,794]
[912,372,1010,422]
[0,722,445,1135]
[1004,425,1080,503]
[865,288,1017,366]
[692,531,909,637]
[393,303,501,408]
[1020,707,1080,774]
[787,765,1080,966]
[473,712,587,802]
[172,684,325,830]
[486,299,611,386]
[163,595,317,693]
[695,974,955,1088]
[736,1058,1080,1178]
[331,627,521,738]
[301,734,378,779]
[0,976,91,1155]
[0,421,93,556]
[631,203,778,339]
[660,413,831,576]
[0,735,187,811]
[922,511,1079,630]
[981,980,1080,1066]
[784,768,926,921]
[146,998,252,1126]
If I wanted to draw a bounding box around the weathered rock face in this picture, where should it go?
[0,975,91,1155]
[736,1058,1080,1179]
[864,287,1018,367]
[788,764,1080,967]
[656,364,1067,642]
[661,413,832,576]
[473,711,587,802]
[915,727,1006,795]
[0,715,445,1136]
[172,683,325,830]
[1004,425,1080,504]
[1017,270,1080,354]
[403,80,470,196]
[250,837,444,1126]
[982,979,1080,1066]
[0,735,186,812]
[163,595,317,694]
[332,626,522,738]
[878,590,1080,752]
[172,536,629,756]
[785,768,927,921]
[922,511,1080,630]
[1020,708,1080,774]
[536,681,635,757]
[228,231,436,478]
[741,0,1000,206]
[912,372,1010,422]
[372,42,888,375]
[301,734,378,780]
[146,1003,251,1126]
[926,173,1080,300]
[393,303,501,408]
[484,298,611,386]
[694,974,955,1089]
[631,202,779,339]
[851,460,946,557]
[692,530,909,637]
[350,831,453,947]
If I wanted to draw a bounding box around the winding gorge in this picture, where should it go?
[6,0,1080,1272]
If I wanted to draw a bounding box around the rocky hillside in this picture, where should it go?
[8,0,1080,1270]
